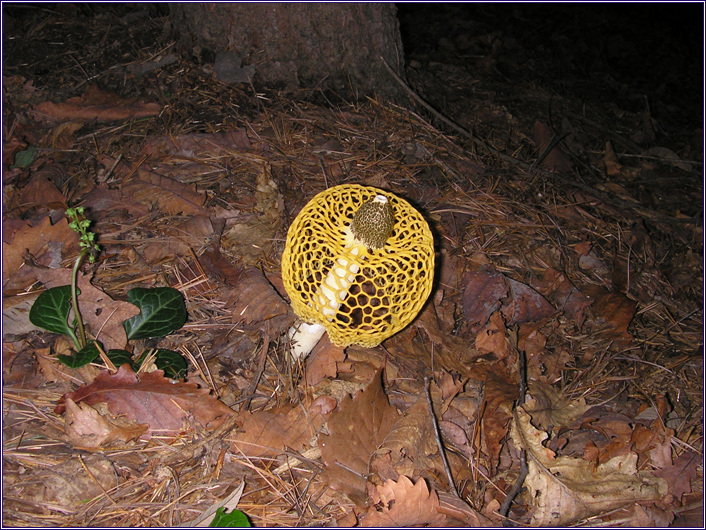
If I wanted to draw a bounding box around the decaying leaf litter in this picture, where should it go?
[3,5,702,527]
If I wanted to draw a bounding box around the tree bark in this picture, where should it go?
[169,3,404,99]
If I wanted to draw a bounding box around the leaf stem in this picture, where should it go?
[65,325,81,351]
[72,249,88,349]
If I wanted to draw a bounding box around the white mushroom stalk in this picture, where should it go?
[288,195,394,359]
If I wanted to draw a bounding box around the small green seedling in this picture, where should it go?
[29,207,188,378]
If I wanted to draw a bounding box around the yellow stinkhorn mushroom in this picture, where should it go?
[281,184,435,359]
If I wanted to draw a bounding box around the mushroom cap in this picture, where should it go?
[281,184,435,348]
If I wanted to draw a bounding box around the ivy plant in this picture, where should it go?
[29,208,188,378]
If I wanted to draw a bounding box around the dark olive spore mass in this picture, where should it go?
[351,196,394,249]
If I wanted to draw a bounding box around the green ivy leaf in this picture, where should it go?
[29,285,76,337]
[123,287,186,340]
[106,349,135,370]
[57,340,102,368]
[154,349,187,379]
[134,348,187,379]
[209,507,251,527]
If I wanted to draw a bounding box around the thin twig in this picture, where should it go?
[78,454,118,506]
[100,153,123,183]
[245,328,270,412]
[424,376,460,498]
[498,350,529,526]
[157,412,239,467]
[527,132,570,173]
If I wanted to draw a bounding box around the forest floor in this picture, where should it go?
[2,4,703,527]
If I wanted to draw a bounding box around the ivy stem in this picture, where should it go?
[65,325,81,351]
[72,249,88,349]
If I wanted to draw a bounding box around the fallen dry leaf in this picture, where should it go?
[221,214,279,266]
[142,215,215,263]
[35,347,84,385]
[501,276,557,325]
[64,398,148,449]
[374,395,437,480]
[583,285,637,346]
[463,269,556,333]
[2,342,48,389]
[32,84,161,122]
[36,161,71,188]
[319,369,400,504]
[474,365,518,473]
[437,369,464,402]
[439,409,474,459]
[632,420,674,469]
[81,182,151,217]
[532,120,573,173]
[475,311,510,359]
[230,402,327,458]
[15,454,118,510]
[3,136,27,167]
[523,381,590,431]
[140,129,255,160]
[122,168,206,216]
[437,491,495,527]
[360,475,447,527]
[305,336,346,386]
[44,121,85,150]
[512,407,668,526]
[626,503,675,527]
[51,335,103,384]
[197,245,243,286]
[462,269,507,330]
[531,267,594,327]
[56,365,234,436]
[653,450,700,507]
[3,292,39,339]
[227,266,291,326]
[438,248,467,294]
[409,301,485,374]
[13,171,67,211]
[575,409,636,463]
[603,141,623,176]
[2,216,79,291]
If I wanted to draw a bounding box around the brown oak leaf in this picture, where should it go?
[305,336,346,386]
[140,129,254,159]
[227,266,292,326]
[360,475,447,527]
[55,365,234,435]
[653,450,700,506]
[33,84,161,122]
[475,311,510,359]
[512,407,667,526]
[122,168,206,216]
[319,369,400,505]
[374,396,437,481]
[2,216,79,291]
[64,398,148,449]
[230,401,328,458]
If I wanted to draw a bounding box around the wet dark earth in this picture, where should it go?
[398,3,703,132]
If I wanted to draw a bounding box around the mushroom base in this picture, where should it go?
[288,321,326,360]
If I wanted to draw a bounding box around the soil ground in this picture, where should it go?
[2,4,703,527]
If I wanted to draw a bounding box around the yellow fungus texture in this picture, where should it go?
[281,184,435,348]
